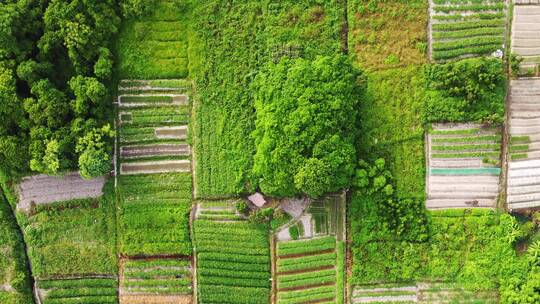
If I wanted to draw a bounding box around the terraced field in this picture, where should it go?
[507,78,540,210]
[275,236,344,304]
[193,216,271,304]
[16,172,105,212]
[351,282,498,303]
[119,258,192,304]
[37,278,118,304]
[117,0,189,79]
[429,0,507,61]
[117,79,193,257]
[512,2,540,75]
[426,123,502,209]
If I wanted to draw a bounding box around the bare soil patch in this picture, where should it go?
[278,282,334,292]
[120,294,192,304]
[278,248,335,260]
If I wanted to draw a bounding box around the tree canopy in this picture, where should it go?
[252,55,365,198]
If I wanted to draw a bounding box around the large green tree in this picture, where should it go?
[252,55,364,197]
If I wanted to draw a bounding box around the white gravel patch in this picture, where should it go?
[17,172,105,211]
[352,295,417,303]
[299,214,313,238]
[280,197,309,218]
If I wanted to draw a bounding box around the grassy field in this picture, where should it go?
[348,0,428,70]
[357,67,426,199]
[0,192,33,304]
[18,182,117,279]
[193,219,271,303]
[116,0,190,79]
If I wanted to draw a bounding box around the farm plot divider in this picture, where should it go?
[429,0,508,62]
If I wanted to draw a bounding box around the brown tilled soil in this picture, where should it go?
[155,127,187,139]
[121,144,191,158]
[121,161,190,174]
[120,295,192,304]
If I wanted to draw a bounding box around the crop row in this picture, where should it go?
[277,236,336,256]
[43,296,117,304]
[431,143,500,151]
[38,279,117,289]
[120,109,189,126]
[194,219,271,304]
[432,27,504,40]
[278,285,335,304]
[433,12,505,21]
[121,95,175,103]
[432,19,504,32]
[433,0,505,4]
[433,3,505,13]
[278,272,335,290]
[432,36,503,52]
[432,151,500,158]
[433,43,502,61]
[432,135,500,143]
[278,254,336,273]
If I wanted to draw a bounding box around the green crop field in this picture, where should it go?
[193,219,271,303]
[1,1,540,304]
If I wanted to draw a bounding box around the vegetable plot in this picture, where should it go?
[426,123,502,209]
[430,0,507,61]
[119,258,192,304]
[507,78,540,210]
[193,219,271,304]
[512,3,540,75]
[276,237,342,304]
[37,278,118,304]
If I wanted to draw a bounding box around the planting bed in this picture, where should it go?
[36,278,118,304]
[195,200,243,221]
[119,258,192,304]
[117,79,193,257]
[512,2,540,75]
[429,0,507,61]
[17,172,105,212]
[117,173,192,256]
[117,1,190,79]
[275,236,344,304]
[352,282,498,303]
[507,78,540,210]
[193,218,271,304]
[426,123,502,209]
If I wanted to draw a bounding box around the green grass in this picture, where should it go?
[0,191,33,304]
[194,219,270,304]
[116,1,190,79]
[18,182,117,279]
[357,67,426,199]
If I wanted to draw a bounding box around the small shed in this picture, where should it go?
[248,192,266,208]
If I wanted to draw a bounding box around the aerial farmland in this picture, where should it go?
[1,1,540,304]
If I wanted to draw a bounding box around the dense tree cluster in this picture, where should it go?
[0,0,120,178]
[252,55,364,198]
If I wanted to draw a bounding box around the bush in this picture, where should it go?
[423,57,505,124]
[289,225,299,240]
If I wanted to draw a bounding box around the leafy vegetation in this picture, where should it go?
[194,219,271,304]
[0,191,33,304]
[0,0,118,177]
[18,182,117,278]
[118,173,192,256]
[252,55,364,197]
[37,278,117,304]
[423,57,506,124]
